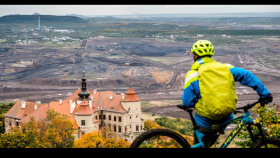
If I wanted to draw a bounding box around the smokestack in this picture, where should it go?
[38,16,40,28]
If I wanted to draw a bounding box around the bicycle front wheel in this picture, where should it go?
[251,137,280,148]
[130,128,191,148]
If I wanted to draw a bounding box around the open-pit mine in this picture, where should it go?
[1,15,280,120]
[1,37,280,107]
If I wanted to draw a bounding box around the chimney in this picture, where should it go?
[36,100,41,104]
[21,100,26,109]
[35,104,37,110]
[93,89,97,94]
[89,100,92,109]
[70,101,75,114]
[121,93,125,100]
[109,94,114,100]
[59,99,62,105]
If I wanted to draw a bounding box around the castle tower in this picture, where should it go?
[78,71,91,102]
[122,85,140,102]
[74,99,94,136]
[121,85,143,133]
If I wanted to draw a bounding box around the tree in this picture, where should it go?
[73,130,130,148]
[140,120,194,148]
[0,102,15,134]
[144,120,161,130]
[234,103,280,148]
[44,109,75,148]
[0,109,75,148]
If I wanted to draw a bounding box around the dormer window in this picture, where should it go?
[109,94,113,100]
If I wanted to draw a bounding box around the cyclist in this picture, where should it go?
[182,40,273,147]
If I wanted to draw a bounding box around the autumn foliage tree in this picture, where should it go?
[0,109,75,148]
[139,119,194,148]
[73,129,130,148]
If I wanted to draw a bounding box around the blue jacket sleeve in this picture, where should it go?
[182,80,201,108]
[229,67,270,98]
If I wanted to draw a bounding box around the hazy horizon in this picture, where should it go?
[1,5,280,17]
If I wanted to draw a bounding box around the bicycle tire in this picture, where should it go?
[130,128,191,148]
[251,137,280,148]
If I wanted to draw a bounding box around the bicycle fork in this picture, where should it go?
[247,122,268,148]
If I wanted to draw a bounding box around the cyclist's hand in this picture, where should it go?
[259,93,273,107]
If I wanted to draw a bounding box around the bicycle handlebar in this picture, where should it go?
[177,100,261,114]
[177,104,195,112]
[235,101,260,112]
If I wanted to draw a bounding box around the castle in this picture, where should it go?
[4,72,144,142]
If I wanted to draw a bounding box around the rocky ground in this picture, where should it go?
[0,37,279,110]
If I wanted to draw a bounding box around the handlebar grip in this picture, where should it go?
[177,105,195,112]
[177,104,187,110]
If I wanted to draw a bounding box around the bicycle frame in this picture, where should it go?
[177,101,267,148]
[220,112,253,148]
[192,111,261,148]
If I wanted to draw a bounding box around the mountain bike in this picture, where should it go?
[130,101,280,148]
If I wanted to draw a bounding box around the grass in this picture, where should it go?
[0,39,7,43]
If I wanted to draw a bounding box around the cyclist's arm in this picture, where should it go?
[226,64,270,98]
[182,71,201,108]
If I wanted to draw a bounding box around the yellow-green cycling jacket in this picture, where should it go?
[182,57,270,130]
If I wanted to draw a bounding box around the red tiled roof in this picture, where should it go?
[4,100,47,121]
[91,91,128,113]
[5,86,138,125]
[75,99,93,115]
[123,87,140,102]
[126,87,137,94]
[20,104,49,123]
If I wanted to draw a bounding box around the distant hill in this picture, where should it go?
[113,12,280,18]
[0,15,88,24]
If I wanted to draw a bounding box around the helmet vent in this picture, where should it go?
[200,44,204,47]
[206,44,209,47]
[198,50,203,54]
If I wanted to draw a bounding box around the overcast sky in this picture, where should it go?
[0,5,280,17]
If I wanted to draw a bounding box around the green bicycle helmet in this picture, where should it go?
[191,40,214,57]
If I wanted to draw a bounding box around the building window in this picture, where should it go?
[81,120,85,126]
[114,126,117,132]
[119,126,122,133]
[114,116,117,122]
[136,125,139,131]
[109,115,111,121]
[119,116,122,122]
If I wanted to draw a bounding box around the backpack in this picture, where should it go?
[195,61,237,121]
